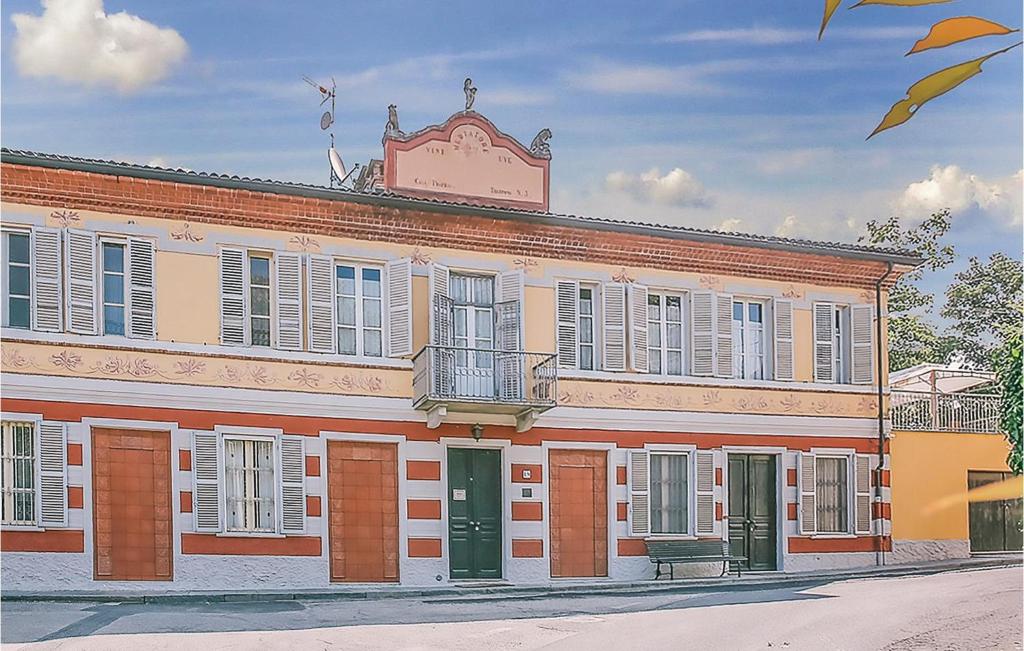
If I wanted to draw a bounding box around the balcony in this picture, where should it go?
[890,390,1001,433]
[412,346,558,432]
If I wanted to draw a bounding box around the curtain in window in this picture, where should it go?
[450,275,494,307]
[225,439,275,532]
[650,454,688,534]
[815,457,848,533]
[1,421,35,525]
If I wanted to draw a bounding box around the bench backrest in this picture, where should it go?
[645,539,729,559]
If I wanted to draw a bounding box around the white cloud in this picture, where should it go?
[718,218,743,232]
[11,0,188,93]
[894,165,1023,227]
[775,214,799,236]
[605,167,711,208]
[660,27,809,45]
[568,63,722,96]
[756,148,835,175]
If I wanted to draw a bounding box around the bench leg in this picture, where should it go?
[720,560,727,577]
[670,563,674,580]
[655,561,662,580]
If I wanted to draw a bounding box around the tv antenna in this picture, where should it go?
[303,75,359,188]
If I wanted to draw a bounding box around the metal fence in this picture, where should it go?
[413,346,558,408]
[890,390,1002,434]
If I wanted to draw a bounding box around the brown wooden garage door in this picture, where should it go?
[92,429,172,581]
[327,440,399,582]
[549,449,608,578]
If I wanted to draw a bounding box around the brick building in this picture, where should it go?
[0,107,921,592]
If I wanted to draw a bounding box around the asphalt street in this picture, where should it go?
[1,566,1021,650]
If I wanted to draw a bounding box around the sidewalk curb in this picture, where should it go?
[2,557,1019,605]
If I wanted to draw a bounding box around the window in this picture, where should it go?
[815,456,849,534]
[578,284,597,370]
[336,263,383,357]
[3,232,31,329]
[650,453,688,534]
[451,274,495,389]
[1,421,35,526]
[101,242,126,336]
[648,293,684,376]
[224,438,275,532]
[248,254,272,347]
[833,306,851,384]
[732,300,767,380]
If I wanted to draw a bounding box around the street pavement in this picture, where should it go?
[2,566,1021,650]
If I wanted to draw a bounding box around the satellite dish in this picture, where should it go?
[321,111,334,131]
[328,147,346,182]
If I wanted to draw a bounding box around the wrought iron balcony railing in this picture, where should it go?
[412,346,558,412]
[891,389,1002,434]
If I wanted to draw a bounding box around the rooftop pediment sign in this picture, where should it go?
[382,111,551,211]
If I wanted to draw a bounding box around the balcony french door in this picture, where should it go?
[453,304,494,399]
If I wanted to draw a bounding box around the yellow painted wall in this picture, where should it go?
[891,430,1012,540]
[793,308,813,382]
[155,251,220,345]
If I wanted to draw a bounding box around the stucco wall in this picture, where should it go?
[890,429,1012,542]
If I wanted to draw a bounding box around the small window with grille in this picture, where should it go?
[1,421,36,526]
[224,438,276,533]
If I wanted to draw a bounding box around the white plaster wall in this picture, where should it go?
[890,539,970,564]
[783,551,879,573]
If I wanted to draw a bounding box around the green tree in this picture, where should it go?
[942,252,1024,369]
[862,210,957,371]
[995,324,1022,474]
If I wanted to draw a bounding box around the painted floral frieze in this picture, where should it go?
[2,344,398,398]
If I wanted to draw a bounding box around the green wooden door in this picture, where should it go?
[968,471,1024,552]
[448,448,503,579]
[727,454,777,571]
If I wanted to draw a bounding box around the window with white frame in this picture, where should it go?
[732,299,767,380]
[650,452,689,534]
[815,456,849,534]
[101,241,126,336]
[336,263,384,357]
[2,231,31,330]
[578,284,598,371]
[1,421,35,526]
[224,437,275,532]
[248,254,272,347]
[648,292,684,376]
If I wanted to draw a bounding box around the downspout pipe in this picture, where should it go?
[875,261,894,566]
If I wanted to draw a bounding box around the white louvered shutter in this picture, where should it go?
[629,284,649,373]
[773,299,794,381]
[855,455,873,534]
[851,304,874,385]
[37,421,67,527]
[192,431,222,532]
[385,258,413,357]
[64,229,98,335]
[126,237,156,339]
[279,436,306,535]
[603,282,627,371]
[691,291,715,376]
[813,303,835,383]
[307,254,336,353]
[30,227,63,332]
[715,293,733,378]
[273,252,303,351]
[497,269,524,350]
[798,453,817,535]
[628,450,650,536]
[695,451,716,535]
[219,248,247,346]
[429,263,451,346]
[556,280,578,369]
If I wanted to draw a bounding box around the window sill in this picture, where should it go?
[216,531,286,539]
[1,328,414,369]
[809,533,857,539]
[644,534,697,541]
[0,525,45,532]
[557,368,881,393]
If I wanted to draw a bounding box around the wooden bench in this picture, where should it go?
[646,539,747,579]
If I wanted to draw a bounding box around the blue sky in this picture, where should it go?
[2,0,1021,317]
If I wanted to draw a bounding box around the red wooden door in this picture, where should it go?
[327,441,400,582]
[92,429,172,581]
[549,449,608,578]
